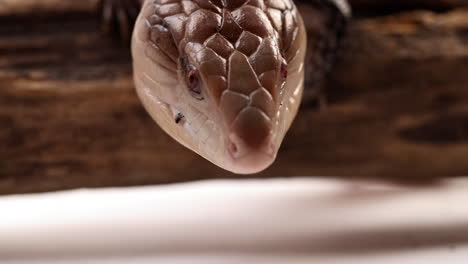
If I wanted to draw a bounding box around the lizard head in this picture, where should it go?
[132,0,306,174]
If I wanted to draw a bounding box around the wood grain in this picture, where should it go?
[348,0,468,14]
[0,0,97,15]
[1,0,467,16]
[1,2,468,194]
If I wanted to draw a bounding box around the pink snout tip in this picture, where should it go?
[227,133,277,174]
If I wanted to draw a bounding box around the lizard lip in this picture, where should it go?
[226,133,276,174]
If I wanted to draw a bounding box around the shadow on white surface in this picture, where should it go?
[1,178,468,263]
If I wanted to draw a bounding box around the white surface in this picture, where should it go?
[1,178,468,263]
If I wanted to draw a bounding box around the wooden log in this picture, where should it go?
[1,5,468,194]
[348,0,468,14]
[0,0,97,15]
[1,0,467,16]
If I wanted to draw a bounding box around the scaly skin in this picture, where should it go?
[100,0,349,174]
[131,0,306,174]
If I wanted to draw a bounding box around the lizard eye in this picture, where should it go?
[186,69,204,100]
[280,62,288,82]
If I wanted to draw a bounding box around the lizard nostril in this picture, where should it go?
[229,141,238,154]
[228,137,240,158]
[226,132,276,174]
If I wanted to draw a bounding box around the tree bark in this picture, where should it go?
[1,2,468,194]
[348,0,468,13]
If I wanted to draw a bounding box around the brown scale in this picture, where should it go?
[146,0,299,120]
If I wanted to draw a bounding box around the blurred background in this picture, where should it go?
[1,178,468,262]
[0,0,468,194]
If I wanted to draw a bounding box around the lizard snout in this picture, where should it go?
[226,107,276,174]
